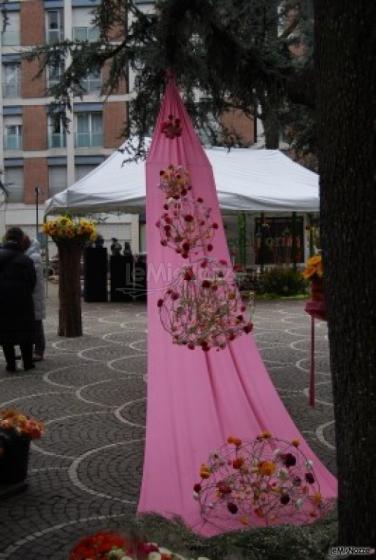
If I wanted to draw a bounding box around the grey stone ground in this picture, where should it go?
[0,285,335,559]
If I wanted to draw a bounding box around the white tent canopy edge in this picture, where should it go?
[45,145,319,215]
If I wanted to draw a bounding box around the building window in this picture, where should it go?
[74,164,97,181]
[48,166,67,196]
[75,112,103,147]
[47,63,64,89]
[4,125,22,150]
[3,167,24,202]
[2,63,20,98]
[72,8,100,42]
[46,10,64,44]
[1,12,20,46]
[81,69,101,94]
[73,26,100,42]
[48,117,66,148]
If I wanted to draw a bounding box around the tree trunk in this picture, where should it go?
[314,0,376,548]
[262,105,280,149]
[57,242,83,337]
[258,81,280,149]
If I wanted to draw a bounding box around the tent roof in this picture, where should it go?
[45,145,319,215]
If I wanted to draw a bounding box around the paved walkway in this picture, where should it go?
[0,286,335,559]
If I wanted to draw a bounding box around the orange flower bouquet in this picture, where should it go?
[0,409,44,484]
[0,409,44,439]
[303,255,325,302]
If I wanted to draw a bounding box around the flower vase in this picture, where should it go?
[57,241,83,337]
[0,429,31,484]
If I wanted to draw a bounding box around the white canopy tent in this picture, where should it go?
[45,146,319,215]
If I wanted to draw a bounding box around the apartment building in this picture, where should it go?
[0,0,255,256]
[0,0,140,250]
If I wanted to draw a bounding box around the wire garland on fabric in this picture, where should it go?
[156,163,253,351]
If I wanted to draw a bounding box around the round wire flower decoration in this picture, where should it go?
[156,196,217,258]
[157,165,217,257]
[157,258,253,350]
[193,434,334,529]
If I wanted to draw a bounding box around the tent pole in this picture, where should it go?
[308,213,315,257]
[43,214,49,299]
[291,211,297,271]
[260,212,265,273]
[237,212,247,269]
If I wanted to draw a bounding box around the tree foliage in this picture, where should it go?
[28,0,315,160]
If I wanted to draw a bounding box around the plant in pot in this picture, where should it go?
[0,409,44,484]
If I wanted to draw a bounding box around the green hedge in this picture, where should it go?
[130,510,338,560]
[258,267,308,297]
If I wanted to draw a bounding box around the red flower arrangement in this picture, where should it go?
[158,259,253,351]
[69,531,167,560]
[193,434,334,529]
[161,114,183,138]
[69,531,209,560]
[158,165,191,199]
[70,532,127,559]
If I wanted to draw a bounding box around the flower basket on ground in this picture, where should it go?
[0,409,44,484]
[69,531,210,560]
[43,216,96,337]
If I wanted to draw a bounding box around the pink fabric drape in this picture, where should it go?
[138,78,336,535]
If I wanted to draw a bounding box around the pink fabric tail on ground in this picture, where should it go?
[138,78,336,536]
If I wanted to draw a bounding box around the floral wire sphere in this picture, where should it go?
[161,114,183,139]
[157,198,217,259]
[157,165,218,258]
[43,215,97,245]
[193,434,334,529]
[157,258,253,351]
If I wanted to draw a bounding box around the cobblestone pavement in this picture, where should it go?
[0,286,335,559]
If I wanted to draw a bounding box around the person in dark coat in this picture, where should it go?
[0,227,36,372]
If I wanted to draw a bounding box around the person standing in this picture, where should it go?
[24,237,46,361]
[0,227,36,371]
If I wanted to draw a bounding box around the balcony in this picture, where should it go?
[73,26,100,42]
[75,132,103,148]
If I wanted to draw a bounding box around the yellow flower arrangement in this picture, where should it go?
[303,255,323,280]
[43,215,96,245]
